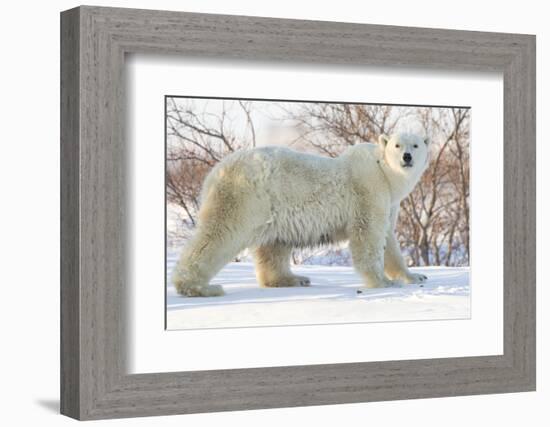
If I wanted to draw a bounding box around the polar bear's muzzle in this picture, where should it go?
[401,152,413,167]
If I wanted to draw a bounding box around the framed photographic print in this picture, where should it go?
[61,5,536,420]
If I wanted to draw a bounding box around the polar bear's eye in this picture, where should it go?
[395,144,400,148]
[413,144,418,148]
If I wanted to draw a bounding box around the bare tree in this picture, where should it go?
[283,102,471,267]
[281,103,403,156]
[396,107,470,267]
[166,98,256,237]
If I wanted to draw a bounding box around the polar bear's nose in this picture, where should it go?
[403,152,412,163]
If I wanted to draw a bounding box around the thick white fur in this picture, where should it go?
[173,133,430,297]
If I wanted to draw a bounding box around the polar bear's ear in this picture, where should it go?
[378,134,390,147]
[423,137,430,146]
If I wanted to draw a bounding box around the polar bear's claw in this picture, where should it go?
[295,275,311,287]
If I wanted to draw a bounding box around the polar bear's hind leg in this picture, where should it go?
[172,182,255,297]
[172,224,249,297]
[254,244,311,288]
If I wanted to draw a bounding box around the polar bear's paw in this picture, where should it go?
[357,279,402,293]
[382,279,403,288]
[263,274,311,288]
[177,284,225,297]
[363,277,404,289]
[403,272,428,284]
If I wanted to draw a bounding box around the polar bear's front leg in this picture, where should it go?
[384,211,428,284]
[349,212,399,289]
[254,244,311,288]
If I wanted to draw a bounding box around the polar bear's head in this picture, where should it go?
[378,133,430,176]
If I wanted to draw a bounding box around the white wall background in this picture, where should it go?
[0,0,546,425]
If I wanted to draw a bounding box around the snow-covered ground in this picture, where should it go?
[166,251,470,330]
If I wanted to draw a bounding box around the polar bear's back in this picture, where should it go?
[199,146,360,248]
[202,146,343,196]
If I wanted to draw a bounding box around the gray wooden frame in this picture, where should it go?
[60,5,536,420]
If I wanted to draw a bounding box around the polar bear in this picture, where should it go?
[172,133,430,297]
